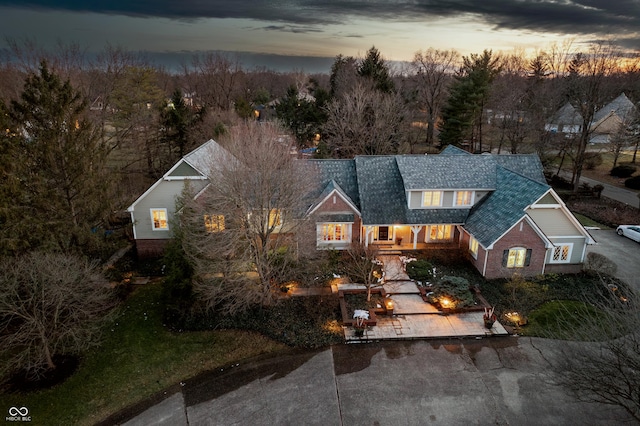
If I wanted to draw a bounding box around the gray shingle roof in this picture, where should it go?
[593,93,637,123]
[396,155,497,190]
[355,156,407,224]
[309,151,548,233]
[309,159,360,209]
[464,167,549,248]
[549,102,583,126]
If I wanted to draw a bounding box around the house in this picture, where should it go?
[590,93,638,143]
[307,145,594,279]
[129,141,594,279]
[545,102,583,136]
[127,139,226,257]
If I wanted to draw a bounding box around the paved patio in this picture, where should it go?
[341,255,508,341]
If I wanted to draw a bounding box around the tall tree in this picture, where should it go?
[358,46,395,93]
[275,84,329,148]
[7,61,112,254]
[439,50,501,151]
[110,66,166,179]
[330,54,359,98]
[179,123,319,314]
[411,48,459,145]
[563,43,625,191]
[161,89,205,161]
[324,83,407,157]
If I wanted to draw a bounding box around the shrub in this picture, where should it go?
[406,259,435,282]
[610,164,636,178]
[427,275,474,308]
[584,252,617,276]
[583,152,603,170]
[624,175,640,190]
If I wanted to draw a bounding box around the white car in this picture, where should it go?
[616,225,640,243]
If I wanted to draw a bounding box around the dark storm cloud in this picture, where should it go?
[2,0,639,36]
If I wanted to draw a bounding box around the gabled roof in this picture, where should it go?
[464,167,549,248]
[593,93,637,124]
[183,139,231,177]
[439,145,471,155]
[309,159,361,209]
[549,102,583,126]
[493,155,546,184]
[308,179,360,216]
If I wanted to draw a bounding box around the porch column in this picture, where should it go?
[410,226,423,250]
[364,226,375,247]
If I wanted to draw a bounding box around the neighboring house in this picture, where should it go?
[590,93,638,143]
[127,139,225,257]
[129,141,594,279]
[545,102,583,136]
[308,145,594,279]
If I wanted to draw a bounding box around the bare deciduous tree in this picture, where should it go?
[411,48,460,145]
[546,273,640,422]
[179,123,319,314]
[340,243,382,302]
[324,83,407,157]
[0,252,114,380]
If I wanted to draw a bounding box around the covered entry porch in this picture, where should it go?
[363,224,460,251]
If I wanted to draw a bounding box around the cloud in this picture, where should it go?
[2,0,639,38]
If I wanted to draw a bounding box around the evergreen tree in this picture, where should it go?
[358,46,395,93]
[439,50,500,150]
[275,85,328,147]
[5,61,112,254]
[161,89,205,161]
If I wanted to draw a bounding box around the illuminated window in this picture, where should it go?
[422,191,442,207]
[268,209,282,228]
[469,237,479,259]
[204,214,225,233]
[428,225,452,241]
[550,244,572,263]
[150,208,168,230]
[455,191,473,206]
[506,248,528,268]
[320,223,349,241]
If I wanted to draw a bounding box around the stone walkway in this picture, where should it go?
[341,255,508,341]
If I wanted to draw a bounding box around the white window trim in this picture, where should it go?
[469,237,479,259]
[507,247,527,268]
[317,223,352,243]
[454,191,474,207]
[422,191,443,207]
[425,225,453,242]
[549,243,573,264]
[150,208,169,231]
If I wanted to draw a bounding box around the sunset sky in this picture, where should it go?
[1,1,638,72]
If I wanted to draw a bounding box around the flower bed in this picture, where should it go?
[339,288,389,326]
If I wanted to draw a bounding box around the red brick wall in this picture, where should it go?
[135,239,169,258]
[484,219,547,279]
[313,191,362,245]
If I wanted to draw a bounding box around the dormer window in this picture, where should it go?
[454,191,473,206]
[422,191,442,207]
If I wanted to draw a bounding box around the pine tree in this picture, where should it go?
[358,46,395,93]
[439,50,500,150]
[6,61,112,254]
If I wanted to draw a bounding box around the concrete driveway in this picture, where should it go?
[586,229,640,291]
[114,338,634,426]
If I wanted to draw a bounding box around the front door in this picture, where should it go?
[378,226,389,241]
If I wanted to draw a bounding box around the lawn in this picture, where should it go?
[0,282,286,426]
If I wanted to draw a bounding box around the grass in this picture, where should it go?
[523,300,604,339]
[572,213,610,229]
[0,282,286,426]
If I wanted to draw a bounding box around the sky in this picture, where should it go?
[0,1,639,73]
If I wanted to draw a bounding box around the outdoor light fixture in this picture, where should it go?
[384,296,394,315]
